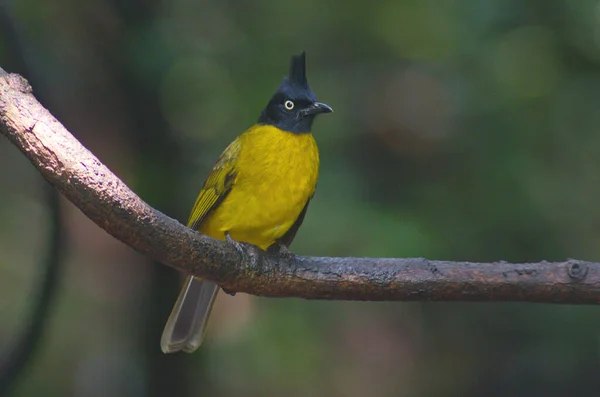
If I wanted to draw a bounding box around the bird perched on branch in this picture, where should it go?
[161,52,333,353]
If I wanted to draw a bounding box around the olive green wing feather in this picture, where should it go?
[163,139,241,354]
[187,139,241,230]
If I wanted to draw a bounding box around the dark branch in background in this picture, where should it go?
[0,184,63,397]
[0,3,64,395]
[1,70,600,304]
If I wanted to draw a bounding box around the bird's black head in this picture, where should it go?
[258,52,333,134]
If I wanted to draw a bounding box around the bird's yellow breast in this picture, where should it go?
[200,125,319,250]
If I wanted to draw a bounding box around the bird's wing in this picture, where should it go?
[187,139,241,230]
[275,197,312,248]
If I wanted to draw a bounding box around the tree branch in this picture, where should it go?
[1,69,599,303]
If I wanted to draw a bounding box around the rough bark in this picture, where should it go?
[1,69,599,303]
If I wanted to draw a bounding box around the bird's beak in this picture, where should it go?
[304,101,333,116]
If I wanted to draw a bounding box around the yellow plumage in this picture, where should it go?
[192,124,319,249]
[161,51,331,354]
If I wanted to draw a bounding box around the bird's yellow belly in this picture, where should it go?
[200,128,319,250]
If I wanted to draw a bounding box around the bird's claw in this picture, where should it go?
[226,232,261,266]
[270,241,296,262]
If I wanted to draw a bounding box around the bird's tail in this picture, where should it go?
[160,276,219,353]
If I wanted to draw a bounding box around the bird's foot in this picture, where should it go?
[226,232,262,267]
[270,241,296,263]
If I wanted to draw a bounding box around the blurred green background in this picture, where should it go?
[2,0,600,396]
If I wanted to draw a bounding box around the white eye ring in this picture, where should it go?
[284,100,295,110]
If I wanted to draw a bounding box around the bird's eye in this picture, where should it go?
[284,100,295,110]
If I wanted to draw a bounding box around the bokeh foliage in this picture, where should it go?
[2,0,600,396]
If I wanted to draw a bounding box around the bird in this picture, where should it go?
[160,52,333,353]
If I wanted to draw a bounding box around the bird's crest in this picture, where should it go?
[277,51,315,100]
[288,51,308,87]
